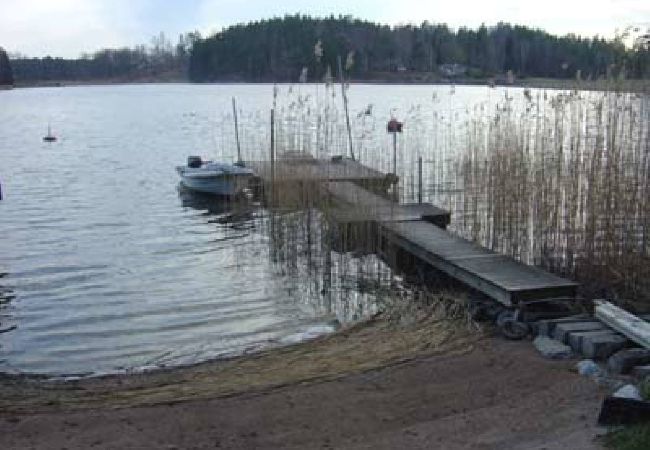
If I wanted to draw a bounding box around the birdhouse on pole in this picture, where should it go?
[387,118,403,175]
[387,118,403,133]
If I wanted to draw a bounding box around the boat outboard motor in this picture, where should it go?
[187,156,202,168]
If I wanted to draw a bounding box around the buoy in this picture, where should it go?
[43,124,57,142]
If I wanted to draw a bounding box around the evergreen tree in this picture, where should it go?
[0,47,14,85]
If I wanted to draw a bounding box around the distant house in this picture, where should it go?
[438,63,467,78]
[0,47,14,86]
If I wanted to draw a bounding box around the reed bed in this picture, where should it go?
[456,88,650,306]
[205,80,650,308]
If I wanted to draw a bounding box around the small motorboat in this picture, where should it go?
[43,124,57,142]
[176,156,255,197]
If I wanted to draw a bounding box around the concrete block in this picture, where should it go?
[631,365,650,379]
[582,333,628,360]
[569,330,623,353]
[552,321,606,343]
[535,314,592,337]
[608,348,650,374]
[533,336,572,359]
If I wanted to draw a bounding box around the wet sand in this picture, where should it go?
[0,318,605,449]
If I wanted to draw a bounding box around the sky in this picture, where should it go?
[1,0,648,57]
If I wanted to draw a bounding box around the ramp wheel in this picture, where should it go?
[496,309,530,340]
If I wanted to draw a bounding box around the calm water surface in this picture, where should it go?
[0,83,508,375]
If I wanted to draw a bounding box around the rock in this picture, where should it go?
[613,384,642,401]
[533,336,572,359]
[608,348,650,374]
[577,359,601,377]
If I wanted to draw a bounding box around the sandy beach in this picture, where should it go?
[0,316,605,449]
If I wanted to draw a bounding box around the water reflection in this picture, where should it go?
[0,272,16,335]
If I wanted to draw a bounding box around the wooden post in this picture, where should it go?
[232,97,242,164]
[418,156,423,204]
[270,108,275,206]
[338,55,356,161]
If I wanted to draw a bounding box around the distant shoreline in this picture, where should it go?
[8,77,649,93]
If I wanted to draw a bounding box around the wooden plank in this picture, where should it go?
[594,300,650,349]
[247,159,387,183]
[380,220,577,306]
[323,181,450,228]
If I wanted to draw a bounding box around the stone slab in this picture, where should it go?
[553,321,607,343]
[569,330,624,354]
[608,348,650,374]
[533,336,572,359]
[535,314,592,337]
[583,333,628,360]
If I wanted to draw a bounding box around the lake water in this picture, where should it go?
[0,83,518,375]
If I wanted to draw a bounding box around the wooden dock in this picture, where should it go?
[323,181,450,228]
[380,221,577,306]
[250,157,578,308]
[247,157,392,187]
[321,182,577,307]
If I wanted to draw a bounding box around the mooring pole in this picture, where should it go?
[232,97,242,164]
[392,132,397,175]
[337,55,356,161]
[270,108,275,206]
[418,156,423,204]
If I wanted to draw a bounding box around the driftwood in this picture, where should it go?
[594,300,650,349]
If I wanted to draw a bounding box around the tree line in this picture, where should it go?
[0,47,13,85]
[8,32,200,84]
[3,17,649,84]
[189,15,650,82]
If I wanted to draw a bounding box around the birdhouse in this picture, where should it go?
[387,119,403,133]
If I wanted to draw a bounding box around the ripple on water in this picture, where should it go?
[0,84,430,375]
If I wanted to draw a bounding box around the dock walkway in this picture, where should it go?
[380,221,577,306]
[322,181,577,307]
[247,158,389,185]
[323,181,450,228]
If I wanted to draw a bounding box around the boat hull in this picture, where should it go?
[178,171,252,196]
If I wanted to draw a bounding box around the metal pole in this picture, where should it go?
[392,132,397,174]
[418,156,423,204]
[232,97,242,163]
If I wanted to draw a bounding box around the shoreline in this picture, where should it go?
[7,77,649,93]
[0,314,479,413]
[0,315,606,449]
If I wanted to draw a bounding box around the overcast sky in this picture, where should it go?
[1,0,648,57]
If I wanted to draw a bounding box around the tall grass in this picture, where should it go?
[456,88,650,305]
[205,81,650,307]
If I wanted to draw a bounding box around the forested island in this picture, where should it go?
[5,15,650,85]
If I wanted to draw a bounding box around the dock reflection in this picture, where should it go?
[177,185,257,226]
[0,272,16,334]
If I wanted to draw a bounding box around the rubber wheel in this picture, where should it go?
[499,318,530,340]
